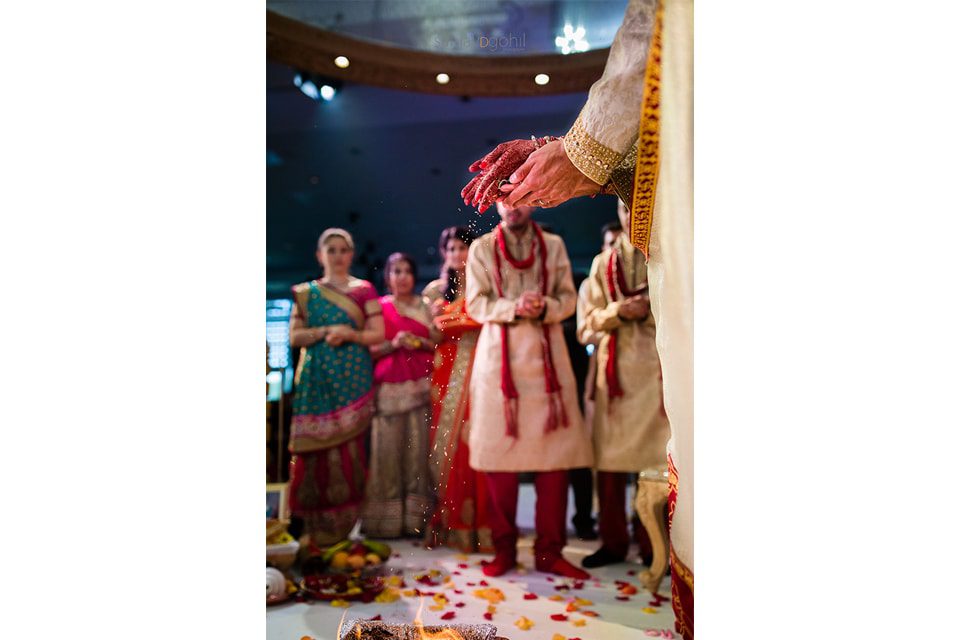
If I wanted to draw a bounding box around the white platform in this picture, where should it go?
[268,484,674,639]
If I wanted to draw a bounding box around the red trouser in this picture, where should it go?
[484,470,569,566]
[597,471,653,558]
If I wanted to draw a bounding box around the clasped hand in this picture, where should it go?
[515,291,545,319]
[618,294,650,320]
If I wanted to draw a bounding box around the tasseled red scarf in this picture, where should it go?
[492,223,568,438]
[605,247,647,400]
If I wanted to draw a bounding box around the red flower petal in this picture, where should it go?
[479,580,489,586]
[523,593,538,600]
[441,612,456,620]
[368,615,383,621]
[550,614,568,621]
[616,596,630,601]
[458,564,469,569]
[627,570,636,575]
[483,613,493,621]
[455,602,466,608]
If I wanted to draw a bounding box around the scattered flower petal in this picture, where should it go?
[548,595,565,601]
[523,593,538,600]
[367,615,382,621]
[550,614,568,622]
[483,613,493,621]
[330,599,350,608]
[580,611,599,617]
[514,616,535,631]
[574,598,593,606]
[571,619,587,627]
[441,611,456,621]
[642,607,658,614]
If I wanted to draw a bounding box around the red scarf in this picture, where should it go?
[605,246,647,400]
[492,223,568,438]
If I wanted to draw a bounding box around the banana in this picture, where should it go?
[362,540,392,560]
[320,540,352,564]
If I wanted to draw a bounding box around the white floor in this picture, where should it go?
[267,483,675,640]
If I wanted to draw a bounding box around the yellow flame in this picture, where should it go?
[336,611,347,639]
[412,595,465,640]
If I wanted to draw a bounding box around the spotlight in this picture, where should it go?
[334,56,350,69]
[293,72,320,100]
[555,24,589,55]
[534,73,550,86]
[436,73,450,85]
[293,71,342,102]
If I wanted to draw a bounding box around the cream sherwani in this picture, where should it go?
[563,0,694,601]
[578,234,670,471]
[466,224,594,472]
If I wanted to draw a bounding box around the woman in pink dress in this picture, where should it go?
[361,253,441,538]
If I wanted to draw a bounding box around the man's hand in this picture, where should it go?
[618,295,650,320]
[515,291,545,319]
[499,140,602,209]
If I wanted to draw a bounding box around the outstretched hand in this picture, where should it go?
[461,138,538,213]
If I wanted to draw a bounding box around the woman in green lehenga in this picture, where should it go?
[288,228,385,548]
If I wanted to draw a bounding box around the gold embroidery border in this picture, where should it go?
[629,1,664,260]
[430,332,479,491]
[564,114,622,186]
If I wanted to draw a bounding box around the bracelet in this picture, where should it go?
[531,135,563,149]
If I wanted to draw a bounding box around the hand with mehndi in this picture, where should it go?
[461,138,538,213]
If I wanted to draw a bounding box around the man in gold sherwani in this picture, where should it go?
[466,202,594,580]
[577,201,670,568]
[463,0,693,635]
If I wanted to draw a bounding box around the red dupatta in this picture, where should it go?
[604,247,647,399]
[491,223,568,438]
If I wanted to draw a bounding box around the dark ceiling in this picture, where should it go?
[266,61,622,299]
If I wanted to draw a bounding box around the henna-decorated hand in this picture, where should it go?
[461,139,538,213]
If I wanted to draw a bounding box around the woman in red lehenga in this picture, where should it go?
[423,226,493,553]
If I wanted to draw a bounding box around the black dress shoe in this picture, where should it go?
[575,526,599,541]
[581,546,627,568]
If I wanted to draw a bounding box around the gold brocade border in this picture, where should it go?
[430,332,479,491]
[629,1,664,260]
[670,546,694,640]
[317,283,365,327]
[669,546,694,590]
[564,115,622,186]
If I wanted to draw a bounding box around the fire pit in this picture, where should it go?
[338,621,507,640]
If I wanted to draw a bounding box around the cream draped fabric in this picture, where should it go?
[563,0,658,186]
[647,0,694,571]
[465,224,594,472]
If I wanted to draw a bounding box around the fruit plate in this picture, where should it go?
[299,573,385,603]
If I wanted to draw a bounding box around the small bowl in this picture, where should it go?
[266,540,300,570]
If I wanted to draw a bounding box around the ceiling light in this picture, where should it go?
[320,84,337,101]
[293,72,320,100]
[436,73,450,85]
[334,56,350,69]
[555,23,590,55]
[534,73,550,86]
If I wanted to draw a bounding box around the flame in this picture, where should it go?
[413,596,465,640]
[336,611,347,639]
